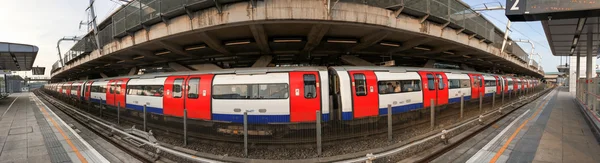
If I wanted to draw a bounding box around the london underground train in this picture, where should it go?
[44,66,540,136]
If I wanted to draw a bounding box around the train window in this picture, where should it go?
[437,74,445,89]
[187,78,200,99]
[173,78,184,98]
[126,85,164,97]
[303,74,317,99]
[116,81,122,94]
[109,82,115,94]
[378,80,421,94]
[213,84,289,99]
[427,74,435,90]
[354,74,367,96]
[448,79,461,89]
[460,79,471,88]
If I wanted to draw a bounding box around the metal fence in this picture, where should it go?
[577,78,600,120]
[53,0,531,72]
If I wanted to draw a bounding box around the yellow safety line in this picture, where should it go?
[35,99,88,163]
[489,94,552,163]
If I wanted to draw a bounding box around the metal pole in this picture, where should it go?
[502,88,505,105]
[184,109,187,146]
[479,92,483,113]
[492,92,495,110]
[143,104,147,131]
[460,94,464,119]
[316,110,322,155]
[586,25,593,106]
[430,99,435,130]
[244,111,248,157]
[387,104,392,141]
[117,102,120,125]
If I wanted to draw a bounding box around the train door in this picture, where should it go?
[163,76,188,117]
[494,76,502,95]
[419,71,449,107]
[348,71,378,119]
[468,74,483,99]
[289,72,322,122]
[115,79,128,108]
[76,82,82,99]
[503,77,509,93]
[184,74,214,120]
[106,80,115,106]
[85,81,93,101]
[66,82,73,96]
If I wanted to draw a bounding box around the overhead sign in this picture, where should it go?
[506,0,600,21]
[0,70,11,75]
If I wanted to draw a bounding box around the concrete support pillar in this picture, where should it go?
[128,67,138,76]
[340,55,375,66]
[424,60,435,68]
[586,25,593,105]
[100,72,108,78]
[168,62,193,71]
[251,55,273,67]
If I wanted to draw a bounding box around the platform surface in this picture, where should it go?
[0,92,139,163]
[434,88,600,163]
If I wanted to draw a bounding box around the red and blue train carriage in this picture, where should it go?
[44,66,540,135]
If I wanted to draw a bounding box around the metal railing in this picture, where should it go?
[52,0,533,73]
[577,78,600,117]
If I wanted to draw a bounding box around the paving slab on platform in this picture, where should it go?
[0,92,140,163]
[434,88,600,163]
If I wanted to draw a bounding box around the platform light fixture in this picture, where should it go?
[184,44,207,51]
[379,42,400,47]
[273,38,303,43]
[573,37,579,46]
[327,38,358,44]
[116,60,125,63]
[133,56,145,60]
[413,46,431,51]
[442,51,455,55]
[462,55,471,58]
[225,40,252,46]
[576,18,587,32]
[155,51,171,56]
[104,63,111,66]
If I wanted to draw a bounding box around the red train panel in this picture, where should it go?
[419,71,449,107]
[163,76,188,117]
[348,70,378,119]
[469,74,484,99]
[289,72,322,122]
[184,74,214,120]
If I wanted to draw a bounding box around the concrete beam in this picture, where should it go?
[251,55,273,67]
[424,59,435,68]
[188,63,222,71]
[350,30,391,52]
[249,24,271,54]
[157,41,195,57]
[106,55,144,64]
[128,49,170,60]
[168,62,193,71]
[388,37,432,53]
[100,72,108,78]
[420,45,458,55]
[128,67,138,76]
[340,55,375,66]
[197,32,232,55]
[303,24,330,52]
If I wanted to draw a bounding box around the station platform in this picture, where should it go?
[0,92,139,163]
[434,88,600,163]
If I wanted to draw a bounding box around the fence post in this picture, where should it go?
[117,102,120,125]
[316,110,322,156]
[430,99,435,130]
[502,88,505,105]
[143,104,147,131]
[460,94,464,119]
[492,92,495,110]
[244,111,248,157]
[479,92,483,113]
[387,104,392,142]
[184,109,188,146]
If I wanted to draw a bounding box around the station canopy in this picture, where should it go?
[0,42,39,71]
[505,0,600,56]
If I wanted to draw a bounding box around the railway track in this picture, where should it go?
[34,90,224,163]
[38,89,529,146]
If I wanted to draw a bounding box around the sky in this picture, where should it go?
[0,0,570,78]
[0,0,121,77]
